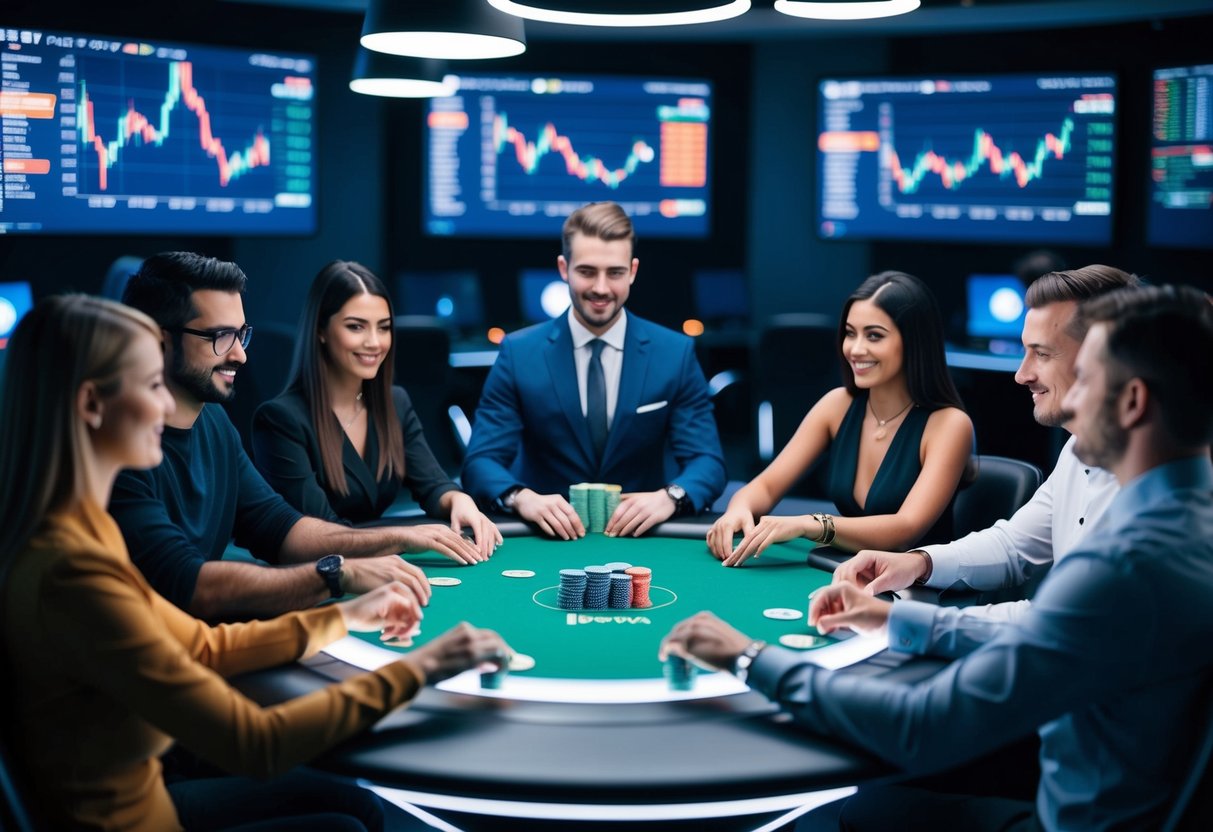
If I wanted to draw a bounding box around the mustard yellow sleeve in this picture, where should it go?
[42,550,425,779]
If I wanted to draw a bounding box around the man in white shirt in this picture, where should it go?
[833,265,1139,656]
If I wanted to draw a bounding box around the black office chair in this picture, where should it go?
[222,321,297,456]
[393,315,458,475]
[1165,676,1213,831]
[752,312,838,497]
[952,455,1044,538]
[0,732,36,832]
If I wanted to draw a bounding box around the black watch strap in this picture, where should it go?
[316,555,344,599]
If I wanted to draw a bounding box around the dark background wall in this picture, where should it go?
[3,2,1211,474]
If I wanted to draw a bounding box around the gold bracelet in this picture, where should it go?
[810,513,837,546]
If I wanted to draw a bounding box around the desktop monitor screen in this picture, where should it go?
[966,274,1026,343]
[817,73,1117,245]
[1148,64,1213,249]
[0,281,34,349]
[0,26,316,235]
[692,269,749,324]
[519,268,570,323]
[425,73,711,239]
[397,271,484,330]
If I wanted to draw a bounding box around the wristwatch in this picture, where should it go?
[732,639,768,685]
[316,554,344,599]
[499,486,524,513]
[664,483,689,517]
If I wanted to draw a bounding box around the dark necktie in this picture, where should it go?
[587,339,608,460]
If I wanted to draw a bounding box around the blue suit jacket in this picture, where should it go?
[462,314,726,512]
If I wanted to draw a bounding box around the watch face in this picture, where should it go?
[317,554,342,574]
[667,484,686,501]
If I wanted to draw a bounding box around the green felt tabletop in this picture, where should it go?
[350,535,837,680]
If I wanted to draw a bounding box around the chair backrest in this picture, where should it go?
[222,321,298,456]
[0,732,36,832]
[1165,674,1213,831]
[393,316,457,474]
[754,313,837,495]
[952,455,1044,539]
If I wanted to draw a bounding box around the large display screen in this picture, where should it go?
[1149,64,1213,249]
[0,26,315,235]
[425,73,711,238]
[817,73,1117,245]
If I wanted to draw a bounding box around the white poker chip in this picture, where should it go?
[762,607,803,621]
[428,577,462,587]
[779,634,826,649]
[501,569,536,578]
[508,653,536,672]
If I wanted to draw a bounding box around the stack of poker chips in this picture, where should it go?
[569,483,622,533]
[664,655,697,691]
[480,660,509,690]
[625,566,652,608]
[608,573,633,609]
[558,569,587,610]
[583,565,612,609]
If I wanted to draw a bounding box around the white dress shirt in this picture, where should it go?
[911,435,1120,630]
[569,309,627,428]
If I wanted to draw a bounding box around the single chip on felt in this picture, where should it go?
[779,633,827,649]
[763,607,803,620]
[428,577,462,587]
[508,653,536,672]
[502,569,536,578]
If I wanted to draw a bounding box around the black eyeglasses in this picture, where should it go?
[171,324,253,356]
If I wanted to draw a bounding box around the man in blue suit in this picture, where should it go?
[462,202,726,539]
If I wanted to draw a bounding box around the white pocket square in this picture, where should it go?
[636,400,668,414]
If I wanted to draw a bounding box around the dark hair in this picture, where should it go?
[561,201,636,261]
[1078,285,1213,447]
[121,251,248,330]
[288,260,404,495]
[838,271,965,412]
[1025,265,1141,343]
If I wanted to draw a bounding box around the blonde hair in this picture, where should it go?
[0,295,160,576]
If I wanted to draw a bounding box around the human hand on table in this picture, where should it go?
[604,490,676,537]
[719,514,819,567]
[809,583,891,637]
[706,509,755,561]
[400,622,513,684]
[342,555,431,606]
[659,611,752,672]
[445,491,502,560]
[833,549,928,594]
[339,582,423,645]
[515,489,585,540]
[396,523,484,565]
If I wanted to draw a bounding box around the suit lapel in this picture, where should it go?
[342,421,379,502]
[601,318,650,466]
[544,321,596,465]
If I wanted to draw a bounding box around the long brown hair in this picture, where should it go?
[288,261,404,496]
[0,295,161,579]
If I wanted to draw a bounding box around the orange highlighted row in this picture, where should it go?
[428,110,469,130]
[818,131,880,153]
[0,158,51,174]
[0,92,56,119]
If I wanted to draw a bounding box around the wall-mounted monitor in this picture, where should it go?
[817,73,1117,245]
[965,273,1026,347]
[1148,64,1213,249]
[425,73,711,239]
[0,26,315,235]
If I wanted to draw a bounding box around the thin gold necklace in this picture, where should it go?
[338,391,364,430]
[869,397,912,441]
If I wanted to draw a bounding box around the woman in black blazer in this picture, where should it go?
[253,260,500,562]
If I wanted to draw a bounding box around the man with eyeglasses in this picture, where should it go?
[110,252,478,621]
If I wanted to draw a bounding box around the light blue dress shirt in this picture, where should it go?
[747,455,1213,831]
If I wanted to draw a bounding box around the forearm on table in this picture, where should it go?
[277,516,405,562]
[827,513,932,553]
[921,521,1050,591]
[888,599,1019,660]
[190,560,331,620]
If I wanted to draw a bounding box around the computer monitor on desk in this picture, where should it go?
[965,273,1026,355]
[397,271,485,335]
[0,281,35,382]
[693,269,749,329]
[518,268,570,324]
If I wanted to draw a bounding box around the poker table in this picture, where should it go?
[235,521,946,831]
